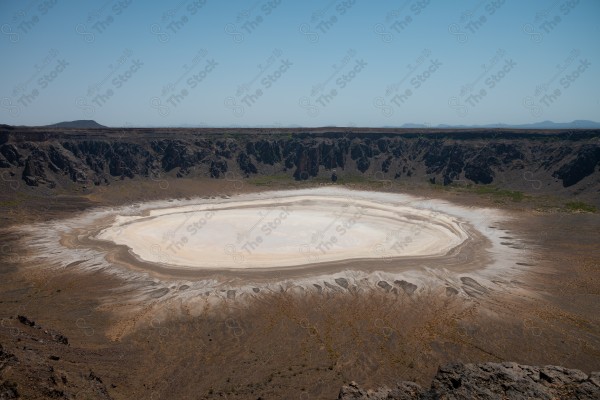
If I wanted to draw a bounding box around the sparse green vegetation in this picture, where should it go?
[472,186,525,202]
[565,201,597,213]
[0,199,21,207]
[247,173,291,186]
[335,174,373,184]
[247,173,379,186]
[446,184,526,202]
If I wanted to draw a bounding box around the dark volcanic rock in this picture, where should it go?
[0,144,22,166]
[381,157,392,173]
[2,128,599,199]
[0,380,19,399]
[156,140,198,172]
[377,281,392,292]
[21,148,52,186]
[247,140,282,165]
[0,344,18,371]
[350,142,372,160]
[356,157,370,173]
[0,346,19,399]
[17,315,35,327]
[394,280,417,295]
[553,145,600,187]
[237,152,257,175]
[335,278,349,289]
[47,145,87,182]
[209,159,228,178]
[424,143,465,185]
[87,371,112,399]
[52,334,69,346]
[464,156,494,184]
[338,362,600,399]
[106,142,151,178]
[0,156,10,168]
[339,381,418,400]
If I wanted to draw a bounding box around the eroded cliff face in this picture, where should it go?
[1,126,599,201]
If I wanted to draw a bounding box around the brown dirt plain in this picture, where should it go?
[0,178,599,399]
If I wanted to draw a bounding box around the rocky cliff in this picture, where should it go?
[1,126,599,202]
[338,362,600,399]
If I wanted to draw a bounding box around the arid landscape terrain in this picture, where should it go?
[1,125,599,399]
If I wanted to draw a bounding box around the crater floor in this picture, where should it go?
[96,191,469,269]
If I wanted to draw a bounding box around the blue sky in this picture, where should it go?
[1,0,599,127]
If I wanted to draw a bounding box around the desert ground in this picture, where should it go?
[0,176,598,399]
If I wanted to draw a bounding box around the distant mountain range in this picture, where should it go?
[19,119,600,130]
[393,120,600,129]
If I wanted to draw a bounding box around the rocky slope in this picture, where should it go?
[0,316,112,400]
[1,126,599,203]
[339,362,600,399]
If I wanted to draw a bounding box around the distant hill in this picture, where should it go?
[45,120,107,129]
